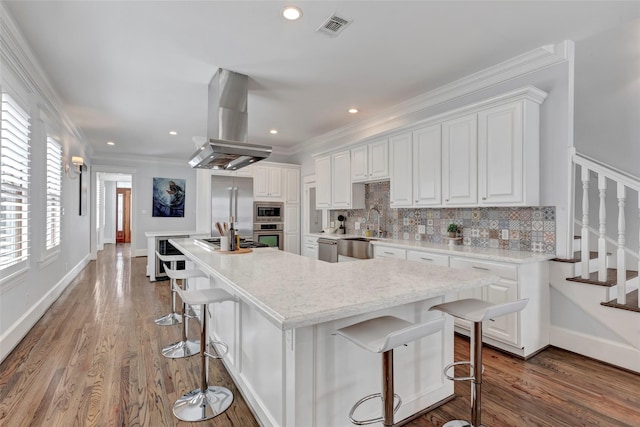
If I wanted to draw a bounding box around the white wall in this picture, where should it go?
[0,10,92,361]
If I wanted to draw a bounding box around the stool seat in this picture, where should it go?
[429,298,528,323]
[176,287,237,306]
[165,268,207,281]
[156,251,187,263]
[334,315,445,353]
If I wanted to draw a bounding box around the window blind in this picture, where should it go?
[46,137,61,250]
[0,92,31,271]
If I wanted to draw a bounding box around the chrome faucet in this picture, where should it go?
[367,206,382,238]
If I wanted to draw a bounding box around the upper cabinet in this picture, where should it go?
[315,151,365,209]
[478,99,540,206]
[283,167,300,205]
[351,139,389,182]
[442,114,478,206]
[253,165,282,201]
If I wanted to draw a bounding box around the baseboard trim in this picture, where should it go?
[550,325,640,374]
[0,254,91,363]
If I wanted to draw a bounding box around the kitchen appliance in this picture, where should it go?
[189,69,272,170]
[317,237,338,263]
[211,175,253,238]
[254,201,283,223]
[253,222,284,250]
[337,214,346,234]
[155,236,187,280]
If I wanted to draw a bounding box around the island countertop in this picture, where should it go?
[170,238,499,331]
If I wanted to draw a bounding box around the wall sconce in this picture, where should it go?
[65,155,84,179]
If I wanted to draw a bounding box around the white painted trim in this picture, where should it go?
[550,326,640,374]
[0,254,91,363]
[133,249,147,257]
[290,41,571,157]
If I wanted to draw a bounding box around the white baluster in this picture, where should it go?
[597,175,607,282]
[581,167,590,279]
[617,183,626,305]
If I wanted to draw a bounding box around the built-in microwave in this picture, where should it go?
[253,201,283,223]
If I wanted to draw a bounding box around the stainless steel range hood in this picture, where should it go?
[188,68,272,170]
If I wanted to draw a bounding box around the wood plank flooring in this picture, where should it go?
[1,243,639,426]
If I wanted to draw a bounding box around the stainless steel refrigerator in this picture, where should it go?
[211,175,253,238]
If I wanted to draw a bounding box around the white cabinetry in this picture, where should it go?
[373,245,406,259]
[478,99,540,206]
[406,250,449,266]
[442,114,477,206]
[254,165,282,201]
[283,168,300,204]
[283,167,301,254]
[450,256,549,357]
[315,152,364,209]
[302,235,319,259]
[351,139,389,182]
[390,126,442,208]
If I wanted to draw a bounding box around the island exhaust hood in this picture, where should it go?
[188,69,272,170]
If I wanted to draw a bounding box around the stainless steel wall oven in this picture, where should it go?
[253,222,284,250]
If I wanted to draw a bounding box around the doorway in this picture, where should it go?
[116,187,131,243]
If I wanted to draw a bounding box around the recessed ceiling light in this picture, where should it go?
[282,6,302,20]
[107,141,115,146]
[270,129,278,134]
[348,108,359,114]
[169,131,178,135]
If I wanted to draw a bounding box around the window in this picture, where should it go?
[0,92,31,273]
[46,137,62,250]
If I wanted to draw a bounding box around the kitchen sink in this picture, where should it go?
[338,237,377,260]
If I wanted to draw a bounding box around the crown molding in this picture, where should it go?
[91,152,192,167]
[291,41,572,157]
[0,4,91,156]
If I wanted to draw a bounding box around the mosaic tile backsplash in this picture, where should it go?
[329,181,556,254]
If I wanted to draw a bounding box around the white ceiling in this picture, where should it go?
[4,1,639,161]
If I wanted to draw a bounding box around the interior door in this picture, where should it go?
[116,188,131,243]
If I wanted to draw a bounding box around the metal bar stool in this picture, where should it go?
[172,286,238,422]
[154,251,187,326]
[429,298,529,427]
[161,265,207,358]
[333,315,445,426]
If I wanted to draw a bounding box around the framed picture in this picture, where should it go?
[153,177,186,217]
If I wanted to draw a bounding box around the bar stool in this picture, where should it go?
[333,315,445,426]
[429,298,529,427]
[172,286,238,422]
[161,265,207,358]
[154,251,187,326]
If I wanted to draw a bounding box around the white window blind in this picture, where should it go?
[46,137,61,250]
[0,92,31,271]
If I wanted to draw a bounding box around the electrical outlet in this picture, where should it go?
[355,222,361,230]
[418,225,426,234]
[501,229,509,240]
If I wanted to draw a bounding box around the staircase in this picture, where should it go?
[549,150,639,373]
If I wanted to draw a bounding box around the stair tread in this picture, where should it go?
[601,289,640,313]
[566,268,639,287]
[552,251,598,263]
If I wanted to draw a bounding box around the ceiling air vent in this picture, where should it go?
[316,13,353,37]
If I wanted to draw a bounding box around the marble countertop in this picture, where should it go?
[306,233,554,264]
[144,230,198,238]
[169,238,499,331]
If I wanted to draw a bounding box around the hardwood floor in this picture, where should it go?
[1,244,639,426]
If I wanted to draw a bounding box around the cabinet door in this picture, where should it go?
[442,114,477,206]
[331,151,351,207]
[315,156,331,208]
[284,233,300,254]
[373,245,406,259]
[406,250,448,266]
[478,102,523,205]
[389,132,413,208]
[368,139,389,180]
[351,145,368,182]
[483,279,519,346]
[253,166,270,198]
[413,124,442,206]
[283,168,300,204]
[285,204,299,234]
[268,167,282,198]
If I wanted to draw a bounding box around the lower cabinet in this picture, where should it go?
[373,244,549,358]
[302,235,319,260]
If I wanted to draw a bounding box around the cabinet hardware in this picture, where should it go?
[420,257,434,261]
[384,252,394,255]
[472,266,490,271]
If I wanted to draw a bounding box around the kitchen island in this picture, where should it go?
[170,237,498,427]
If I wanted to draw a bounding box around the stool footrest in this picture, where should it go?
[443,361,484,382]
[348,392,402,426]
[205,340,229,359]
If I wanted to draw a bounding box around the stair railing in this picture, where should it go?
[572,150,639,307]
